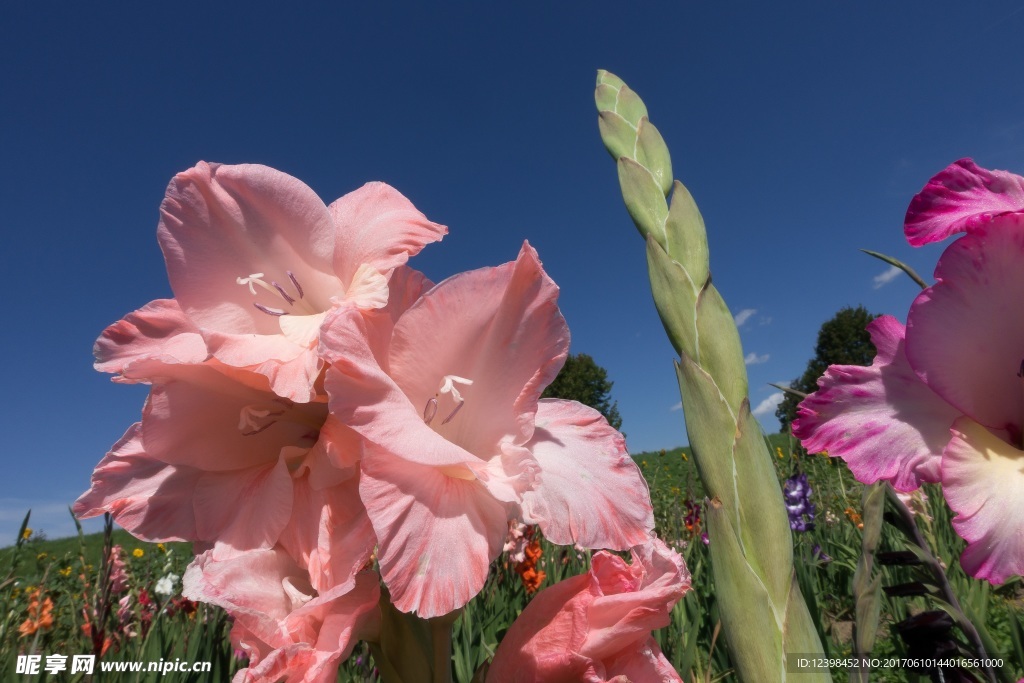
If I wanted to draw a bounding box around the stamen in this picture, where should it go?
[441,401,464,425]
[254,303,287,316]
[287,271,304,299]
[423,398,438,424]
[272,281,296,305]
[239,404,286,436]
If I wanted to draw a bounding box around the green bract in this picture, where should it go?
[595,70,831,683]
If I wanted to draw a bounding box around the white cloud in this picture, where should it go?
[669,402,683,412]
[733,308,757,328]
[873,265,903,289]
[752,392,784,417]
[744,352,769,365]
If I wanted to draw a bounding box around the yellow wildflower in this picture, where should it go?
[21,528,32,540]
[775,447,784,459]
[132,548,144,558]
[59,567,72,577]
[36,552,47,561]
[157,543,166,553]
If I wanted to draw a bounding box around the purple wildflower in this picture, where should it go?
[783,472,816,532]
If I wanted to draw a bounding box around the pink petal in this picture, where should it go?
[489,539,689,682]
[487,574,595,682]
[200,328,322,403]
[321,308,477,469]
[793,316,955,491]
[328,182,447,289]
[73,424,201,542]
[906,218,1024,435]
[581,540,691,662]
[194,458,294,554]
[184,548,380,678]
[603,636,683,683]
[905,159,1024,246]
[135,361,327,471]
[521,399,653,550]
[158,162,340,333]
[94,299,207,376]
[359,448,507,617]
[943,417,1024,584]
[386,242,569,455]
[278,472,376,594]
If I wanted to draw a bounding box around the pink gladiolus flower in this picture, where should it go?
[320,243,655,617]
[487,539,690,682]
[99,162,446,402]
[795,159,1024,584]
[108,545,130,594]
[183,547,380,683]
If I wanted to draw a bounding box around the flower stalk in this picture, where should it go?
[595,70,830,682]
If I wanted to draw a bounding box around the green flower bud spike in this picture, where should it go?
[596,70,831,682]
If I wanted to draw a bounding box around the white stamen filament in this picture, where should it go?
[439,375,473,403]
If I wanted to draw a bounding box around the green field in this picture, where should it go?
[2,435,1022,682]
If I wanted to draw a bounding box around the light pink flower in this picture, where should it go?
[795,159,1024,584]
[487,539,689,683]
[99,162,445,402]
[108,546,130,594]
[320,243,654,617]
[183,547,380,683]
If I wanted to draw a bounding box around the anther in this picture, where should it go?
[441,401,464,425]
[254,303,287,316]
[423,398,438,424]
[272,281,296,305]
[287,271,304,299]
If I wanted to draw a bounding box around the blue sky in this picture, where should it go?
[4,1,1024,539]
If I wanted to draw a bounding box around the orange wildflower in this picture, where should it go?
[515,538,546,594]
[18,589,54,637]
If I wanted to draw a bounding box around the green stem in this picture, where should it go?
[884,486,995,683]
[430,616,454,683]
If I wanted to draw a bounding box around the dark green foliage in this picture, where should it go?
[777,306,879,430]
[541,353,623,431]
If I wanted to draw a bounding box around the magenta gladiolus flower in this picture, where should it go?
[487,539,690,682]
[795,159,1024,584]
[320,243,655,617]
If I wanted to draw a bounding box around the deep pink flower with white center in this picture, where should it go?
[795,160,1024,584]
[153,162,446,402]
[487,539,690,683]
[320,243,655,617]
[183,547,380,683]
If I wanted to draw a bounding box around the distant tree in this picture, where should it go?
[542,353,623,431]
[776,305,879,431]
